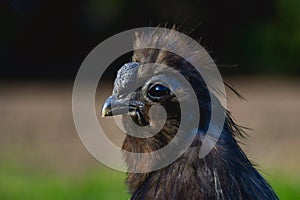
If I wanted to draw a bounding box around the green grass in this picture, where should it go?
[0,163,299,199]
[0,165,130,200]
[267,173,300,199]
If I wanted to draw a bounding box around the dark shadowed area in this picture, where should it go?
[1,0,300,79]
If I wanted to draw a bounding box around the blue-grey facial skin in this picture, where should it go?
[113,62,141,97]
[102,62,148,126]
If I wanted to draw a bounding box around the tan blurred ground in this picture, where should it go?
[0,77,299,176]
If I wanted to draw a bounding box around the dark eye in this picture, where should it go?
[147,84,170,100]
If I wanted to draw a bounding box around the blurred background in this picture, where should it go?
[1,0,300,199]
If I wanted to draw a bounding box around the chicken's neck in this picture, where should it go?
[122,128,278,200]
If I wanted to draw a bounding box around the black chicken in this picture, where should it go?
[101,28,278,200]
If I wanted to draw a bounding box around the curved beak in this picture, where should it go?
[101,95,134,117]
[101,95,149,126]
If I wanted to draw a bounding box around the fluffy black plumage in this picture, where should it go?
[101,28,278,200]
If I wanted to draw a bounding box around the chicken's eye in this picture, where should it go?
[147,84,170,100]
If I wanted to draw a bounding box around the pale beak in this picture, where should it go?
[101,95,134,117]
